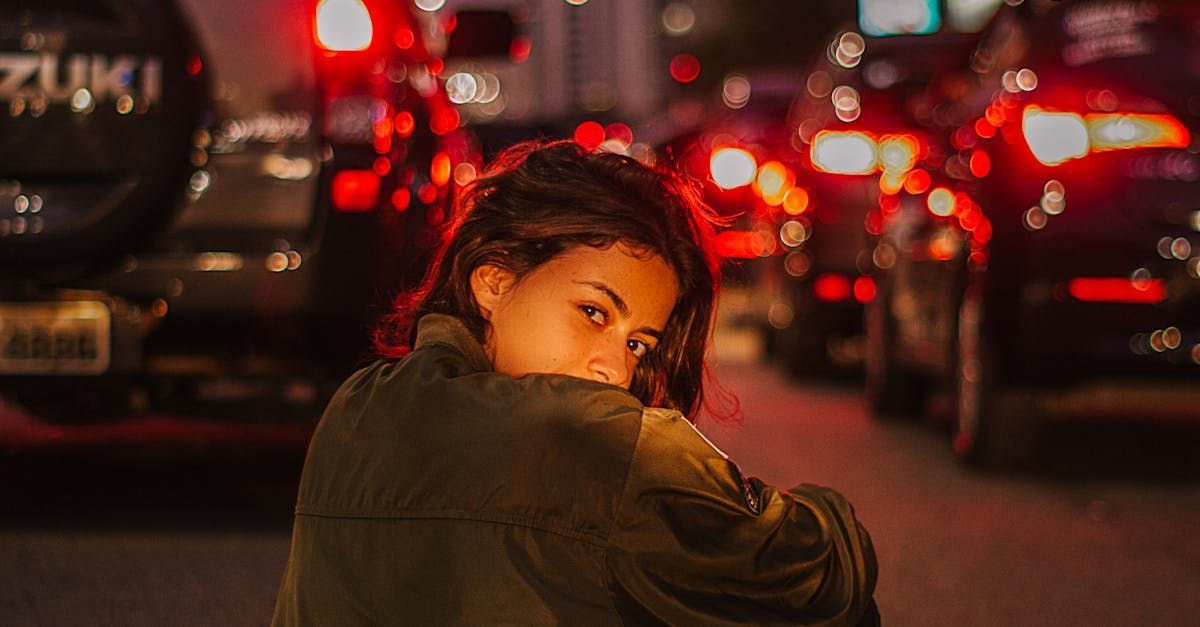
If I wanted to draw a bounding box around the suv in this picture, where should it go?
[865,0,1200,465]
[0,0,503,420]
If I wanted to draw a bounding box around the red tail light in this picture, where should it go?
[813,273,853,303]
[1067,278,1166,304]
[714,230,774,258]
[853,276,877,304]
[1023,106,1190,166]
[1087,112,1189,153]
[315,0,374,52]
[331,170,380,212]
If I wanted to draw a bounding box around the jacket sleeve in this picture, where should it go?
[605,408,877,626]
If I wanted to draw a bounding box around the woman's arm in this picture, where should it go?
[605,408,878,626]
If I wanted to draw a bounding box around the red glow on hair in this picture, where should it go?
[187,56,203,76]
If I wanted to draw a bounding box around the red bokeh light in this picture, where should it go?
[391,188,411,211]
[394,28,415,49]
[969,150,991,178]
[331,170,379,212]
[372,156,391,176]
[813,273,853,303]
[394,111,415,137]
[853,276,877,304]
[510,37,533,62]
[904,169,931,195]
[605,122,634,147]
[574,121,606,151]
[1068,278,1166,304]
[669,54,701,83]
[430,108,460,135]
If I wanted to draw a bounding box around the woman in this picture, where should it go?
[272,140,879,625]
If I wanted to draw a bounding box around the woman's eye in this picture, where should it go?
[580,305,606,325]
[627,339,649,359]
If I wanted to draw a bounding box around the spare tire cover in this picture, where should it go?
[0,0,208,281]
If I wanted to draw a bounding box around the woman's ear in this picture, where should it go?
[470,264,516,320]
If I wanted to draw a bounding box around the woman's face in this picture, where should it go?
[471,243,680,389]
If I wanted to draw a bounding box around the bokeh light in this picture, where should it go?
[710,148,757,189]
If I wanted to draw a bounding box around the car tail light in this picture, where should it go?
[315,0,374,52]
[1087,113,1189,153]
[1023,106,1190,166]
[714,230,774,258]
[853,276,877,304]
[813,273,853,303]
[331,170,380,212]
[1067,277,1166,304]
[710,148,757,189]
[1022,108,1088,166]
[811,131,877,175]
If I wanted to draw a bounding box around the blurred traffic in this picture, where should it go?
[656,0,1200,468]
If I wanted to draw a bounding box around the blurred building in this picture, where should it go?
[438,0,667,126]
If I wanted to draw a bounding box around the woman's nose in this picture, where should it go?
[588,339,630,388]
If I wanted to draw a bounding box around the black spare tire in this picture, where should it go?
[0,0,208,282]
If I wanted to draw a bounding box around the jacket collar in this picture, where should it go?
[414,314,493,373]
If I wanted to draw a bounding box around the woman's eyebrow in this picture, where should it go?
[574,280,663,339]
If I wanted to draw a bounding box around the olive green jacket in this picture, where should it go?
[272,314,877,625]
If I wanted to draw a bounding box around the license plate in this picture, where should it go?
[0,301,111,375]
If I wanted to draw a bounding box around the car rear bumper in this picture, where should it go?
[1036,379,1200,424]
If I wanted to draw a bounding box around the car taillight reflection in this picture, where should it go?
[1022,106,1190,166]
[315,0,374,51]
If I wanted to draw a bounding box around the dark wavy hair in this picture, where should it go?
[374,139,732,421]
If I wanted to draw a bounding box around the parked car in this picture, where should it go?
[0,0,508,420]
[865,0,1200,466]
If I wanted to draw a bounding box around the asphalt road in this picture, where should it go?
[2,360,1198,626]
